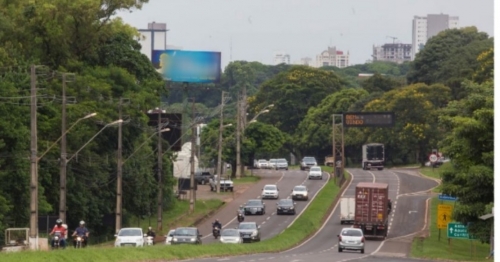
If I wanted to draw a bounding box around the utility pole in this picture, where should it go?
[216,91,228,193]
[115,98,123,233]
[189,98,196,213]
[29,65,38,242]
[332,114,345,186]
[156,108,163,231]
[239,86,247,177]
[59,74,68,223]
[235,92,241,179]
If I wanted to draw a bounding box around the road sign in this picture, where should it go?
[447,222,473,239]
[429,154,438,162]
[343,112,395,127]
[437,204,453,229]
[439,194,458,201]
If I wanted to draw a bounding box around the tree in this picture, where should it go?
[407,27,493,99]
[294,88,369,156]
[439,79,493,242]
[250,66,344,138]
[244,122,286,162]
[363,83,451,164]
[361,73,404,93]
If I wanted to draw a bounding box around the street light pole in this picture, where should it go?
[216,91,228,193]
[235,93,241,179]
[189,98,196,213]
[59,73,70,223]
[156,109,164,232]
[115,98,123,233]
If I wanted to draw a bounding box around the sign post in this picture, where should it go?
[447,222,472,239]
[429,153,438,170]
[438,204,453,241]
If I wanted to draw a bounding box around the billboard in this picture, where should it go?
[152,50,221,83]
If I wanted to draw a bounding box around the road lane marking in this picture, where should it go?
[368,171,376,183]
[281,170,352,253]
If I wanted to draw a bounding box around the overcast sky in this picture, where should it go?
[117,0,494,68]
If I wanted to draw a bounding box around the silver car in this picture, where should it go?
[337,228,365,253]
[238,222,261,242]
[275,158,289,170]
[220,228,242,244]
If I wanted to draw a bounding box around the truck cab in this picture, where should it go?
[362,143,385,170]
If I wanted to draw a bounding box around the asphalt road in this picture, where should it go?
[199,169,327,244]
[186,168,439,262]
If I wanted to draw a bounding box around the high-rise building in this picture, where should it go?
[372,43,412,64]
[293,57,313,66]
[273,52,291,65]
[411,14,459,60]
[314,46,350,68]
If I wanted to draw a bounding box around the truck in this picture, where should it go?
[362,143,385,170]
[324,156,334,166]
[353,182,389,239]
[194,171,213,185]
[339,197,355,224]
[209,175,234,192]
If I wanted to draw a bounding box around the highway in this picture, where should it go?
[199,169,328,244]
[188,168,438,262]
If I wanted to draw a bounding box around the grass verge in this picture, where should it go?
[410,197,490,261]
[419,162,451,193]
[233,175,260,184]
[1,174,345,262]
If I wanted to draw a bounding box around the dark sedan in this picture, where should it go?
[243,199,266,215]
[171,227,202,245]
[276,199,296,215]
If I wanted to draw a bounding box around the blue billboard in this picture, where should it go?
[152,50,221,83]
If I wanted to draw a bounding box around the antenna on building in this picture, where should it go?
[230,36,233,62]
[386,36,398,44]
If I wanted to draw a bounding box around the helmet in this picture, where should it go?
[148,227,152,230]
[56,219,62,225]
[80,221,85,225]
[215,219,219,222]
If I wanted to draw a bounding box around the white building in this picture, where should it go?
[173,142,199,178]
[314,46,350,68]
[273,52,291,65]
[292,57,313,66]
[372,43,412,64]
[412,14,459,60]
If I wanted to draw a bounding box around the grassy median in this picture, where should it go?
[0,173,345,262]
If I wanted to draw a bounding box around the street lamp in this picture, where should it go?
[216,123,232,193]
[38,113,97,161]
[66,119,123,162]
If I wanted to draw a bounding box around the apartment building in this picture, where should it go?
[411,14,459,60]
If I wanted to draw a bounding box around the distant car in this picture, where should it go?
[275,158,289,170]
[276,199,296,215]
[194,171,212,185]
[243,199,266,215]
[261,184,279,199]
[165,229,175,245]
[220,228,242,244]
[291,185,309,201]
[257,159,268,169]
[114,227,145,247]
[268,159,278,169]
[337,228,365,253]
[301,156,317,170]
[238,222,261,242]
[171,227,202,245]
[308,166,323,180]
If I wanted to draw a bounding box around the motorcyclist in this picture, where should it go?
[237,206,245,222]
[212,219,222,230]
[49,219,67,248]
[71,220,89,248]
[146,226,156,245]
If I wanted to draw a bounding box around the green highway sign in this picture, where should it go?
[447,222,474,239]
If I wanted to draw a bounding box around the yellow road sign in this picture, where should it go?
[437,204,453,229]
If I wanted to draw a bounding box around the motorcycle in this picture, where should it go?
[74,235,84,248]
[145,236,154,246]
[212,227,220,239]
[237,212,244,223]
[52,232,62,249]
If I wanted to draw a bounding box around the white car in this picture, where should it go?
[308,166,323,180]
[114,227,145,247]
[262,184,279,199]
[257,159,268,169]
[268,159,278,169]
[220,228,242,244]
[291,185,309,201]
[165,229,175,245]
[275,158,289,170]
